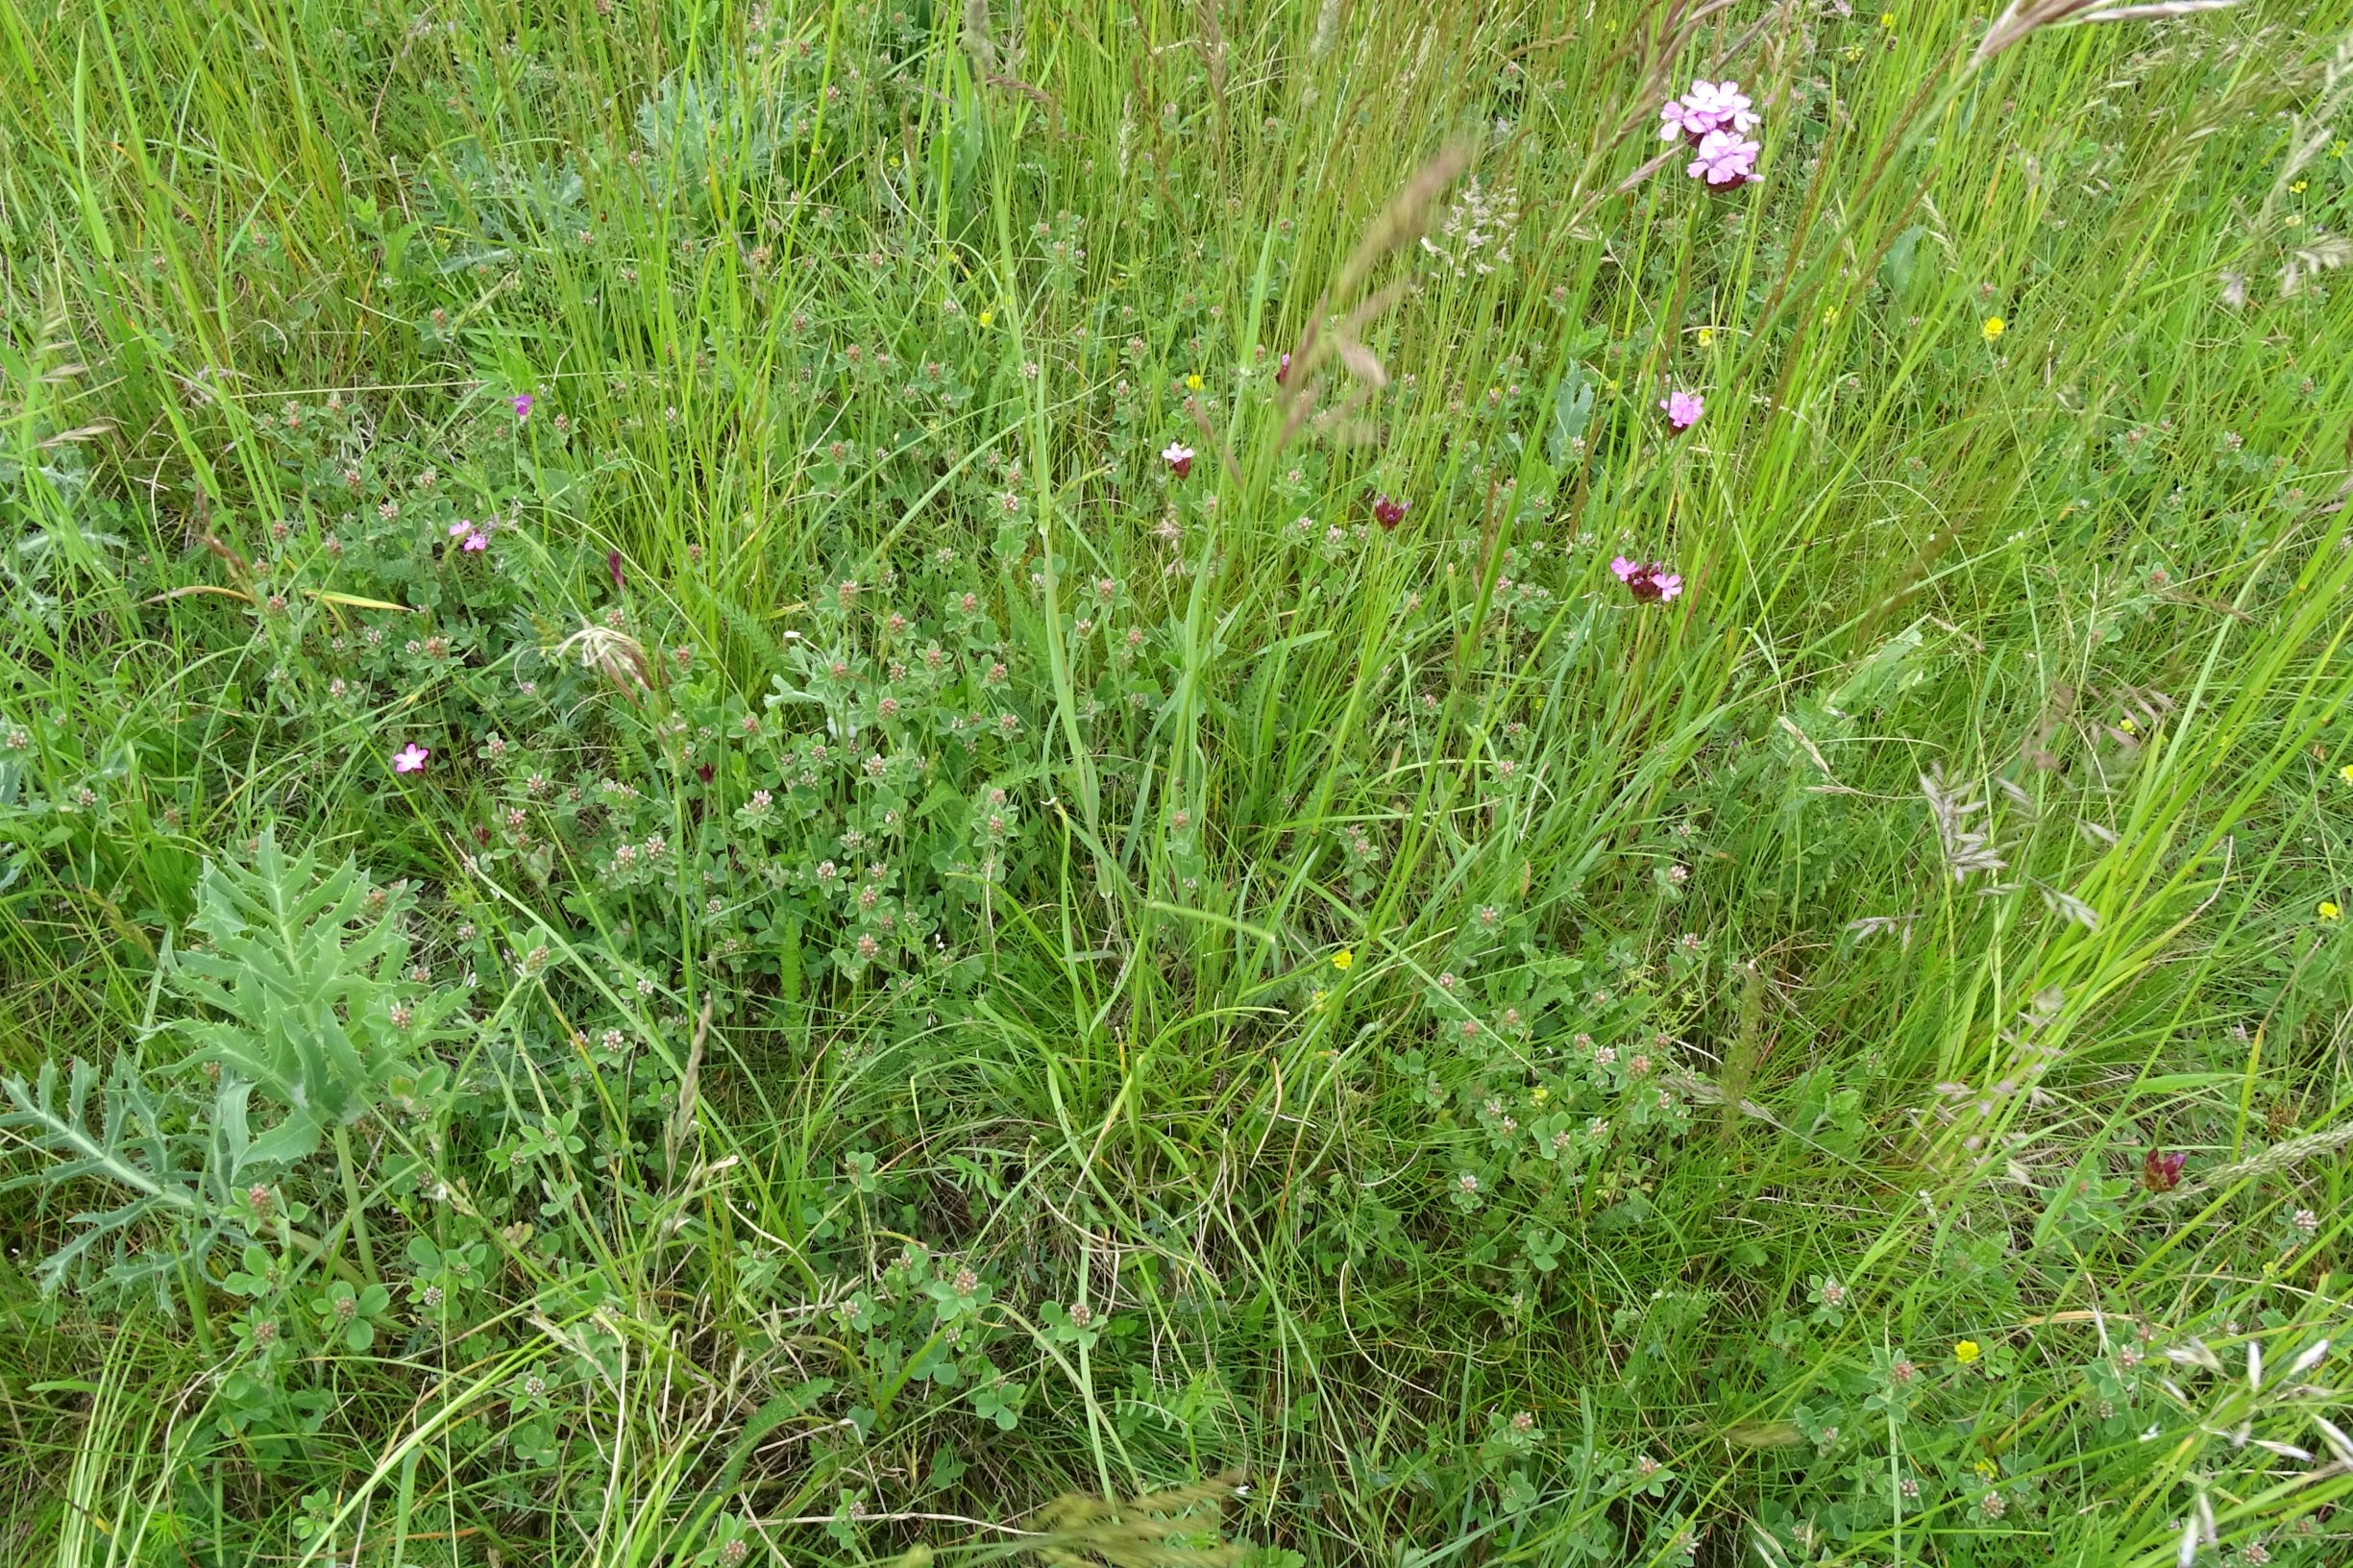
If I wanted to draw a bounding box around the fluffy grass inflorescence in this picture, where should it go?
[1,0,2351,1565]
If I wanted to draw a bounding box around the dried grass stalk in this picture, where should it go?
[1974,0,2240,63]
[1275,146,1471,452]
[557,623,656,700]
[2158,1119,2353,1204]
[963,0,997,72]
[1029,1468,1249,1566]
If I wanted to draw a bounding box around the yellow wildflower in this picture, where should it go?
[977,308,994,328]
[1696,326,1715,348]
[1185,373,1204,392]
[1953,1339,1982,1365]
[2338,763,2353,783]
[1981,315,2005,342]
[1332,947,1354,971]
[1880,11,1895,23]
[2321,901,2342,921]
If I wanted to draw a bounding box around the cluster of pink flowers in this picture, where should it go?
[1371,493,1409,529]
[447,520,490,553]
[1660,80,1760,187]
[1163,441,1194,478]
[1611,556,1684,604]
[1659,390,1703,431]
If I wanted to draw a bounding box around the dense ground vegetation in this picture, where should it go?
[3,0,2353,1563]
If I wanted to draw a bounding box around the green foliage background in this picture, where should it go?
[2,0,2351,1564]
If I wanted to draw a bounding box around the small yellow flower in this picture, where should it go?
[2285,212,2306,229]
[977,308,994,328]
[1973,1457,1998,1480]
[1981,315,2006,342]
[1880,10,1895,23]
[1332,947,1354,971]
[1531,1086,1550,1104]
[1822,306,1839,325]
[2321,901,2343,921]
[2292,179,2309,193]
[1696,326,1715,348]
[1953,1339,1982,1365]
[1186,373,1204,392]
[2338,763,2353,783]
[2119,715,2138,734]
[1310,987,1329,1013]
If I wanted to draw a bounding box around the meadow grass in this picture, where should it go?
[2,0,2352,1564]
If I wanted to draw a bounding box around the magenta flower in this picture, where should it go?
[1610,556,1684,603]
[448,521,471,538]
[1372,493,1409,529]
[1660,391,1703,431]
[1689,129,1760,186]
[1686,81,1758,134]
[392,744,430,774]
[607,550,625,591]
[1660,80,1757,143]
[1276,352,1292,385]
[461,530,489,552]
[1163,441,1195,478]
[514,393,534,422]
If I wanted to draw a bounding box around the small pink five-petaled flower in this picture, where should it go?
[1660,391,1703,431]
[1611,556,1684,603]
[447,520,490,552]
[513,393,533,422]
[1163,441,1195,478]
[393,744,430,774]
